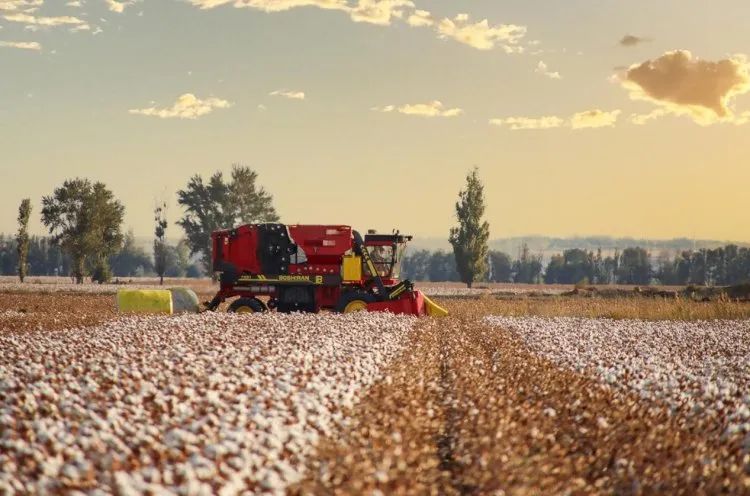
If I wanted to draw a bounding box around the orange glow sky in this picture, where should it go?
[1,1,749,241]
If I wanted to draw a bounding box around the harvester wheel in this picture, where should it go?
[335,291,376,314]
[228,297,267,314]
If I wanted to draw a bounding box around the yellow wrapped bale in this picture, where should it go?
[117,289,173,314]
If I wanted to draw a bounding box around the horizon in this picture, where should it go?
[2,1,749,241]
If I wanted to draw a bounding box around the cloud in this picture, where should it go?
[490,109,621,130]
[3,12,89,29]
[188,0,349,13]
[619,35,650,47]
[373,100,463,117]
[269,89,305,100]
[0,1,43,12]
[129,93,232,119]
[186,2,528,52]
[569,109,621,129]
[406,8,431,27]
[0,39,40,50]
[349,0,413,26]
[630,108,667,126]
[489,116,563,130]
[535,60,561,79]
[436,13,526,51]
[106,0,139,13]
[619,50,750,125]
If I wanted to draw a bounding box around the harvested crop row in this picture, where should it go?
[0,293,118,333]
[300,315,748,494]
[292,320,449,495]
[461,317,748,494]
[487,316,750,434]
[0,312,415,494]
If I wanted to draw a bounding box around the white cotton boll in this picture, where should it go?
[485,315,750,428]
[1,311,415,493]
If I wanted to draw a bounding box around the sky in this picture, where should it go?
[1,0,749,242]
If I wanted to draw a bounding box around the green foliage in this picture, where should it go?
[544,248,597,284]
[91,258,113,284]
[401,249,460,282]
[110,230,153,277]
[16,198,31,282]
[512,243,543,284]
[177,165,279,272]
[617,247,652,285]
[41,178,125,283]
[449,168,490,288]
[154,202,169,284]
[401,249,431,281]
[488,250,513,283]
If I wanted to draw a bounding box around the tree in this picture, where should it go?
[512,243,543,284]
[41,179,125,283]
[177,165,279,273]
[402,249,431,281]
[154,202,169,285]
[16,198,31,282]
[449,168,490,288]
[617,247,651,285]
[427,250,460,282]
[488,251,513,283]
[544,248,596,284]
[110,230,153,277]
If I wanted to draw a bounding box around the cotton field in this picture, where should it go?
[0,312,415,494]
[1,291,749,494]
[486,316,750,434]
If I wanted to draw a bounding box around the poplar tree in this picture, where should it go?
[154,202,169,285]
[449,167,491,288]
[16,198,31,283]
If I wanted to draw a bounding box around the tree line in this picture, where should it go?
[6,164,749,287]
[445,168,749,287]
[8,165,277,284]
[403,244,750,286]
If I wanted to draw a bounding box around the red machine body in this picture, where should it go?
[207,223,427,315]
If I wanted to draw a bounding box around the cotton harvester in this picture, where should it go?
[117,223,448,317]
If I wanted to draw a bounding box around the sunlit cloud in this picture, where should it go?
[630,108,667,126]
[129,93,232,119]
[618,50,750,125]
[0,1,43,12]
[373,100,463,117]
[436,13,525,51]
[490,109,621,130]
[349,0,412,26]
[0,39,40,50]
[489,116,563,130]
[106,0,139,13]
[188,0,350,13]
[569,109,620,129]
[269,89,305,100]
[3,12,89,29]
[406,8,431,27]
[535,60,561,79]
[187,1,528,52]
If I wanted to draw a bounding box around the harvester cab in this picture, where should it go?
[205,223,448,317]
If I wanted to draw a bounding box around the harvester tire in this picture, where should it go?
[335,291,375,314]
[228,297,267,314]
